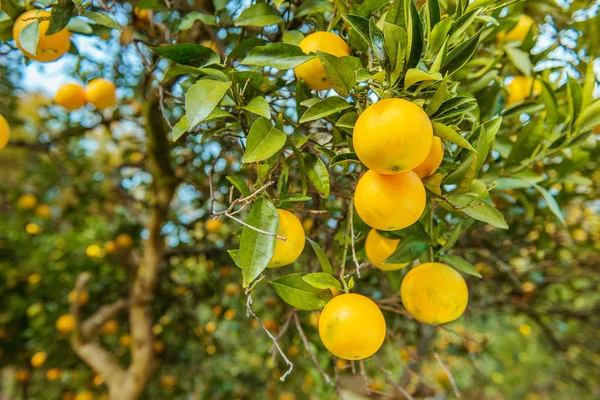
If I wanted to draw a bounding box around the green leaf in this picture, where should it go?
[384,239,428,264]
[428,0,441,29]
[303,153,330,198]
[235,3,283,27]
[299,97,351,124]
[278,194,312,203]
[505,46,532,76]
[533,184,565,226]
[19,20,40,56]
[151,44,219,67]
[433,122,476,151]
[440,255,482,278]
[65,18,93,34]
[172,116,188,141]
[506,114,545,166]
[243,97,271,119]
[296,0,333,17]
[0,0,25,19]
[341,14,370,45]
[449,194,508,229]
[429,17,453,56]
[404,68,442,89]
[302,273,342,291]
[405,0,424,70]
[567,76,583,124]
[494,177,534,190]
[335,112,358,130]
[228,249,241,268]
[178,11,217,30]
[331,152,360,166]
[575,98,600,132]
[226,176,251,197]
[448,8,482,44]
[243,117,286,163]
[369,17,390,72]
[84,11,121,30]
[426,79,448,116]
[240,199,280,287]
[47,0,75,35]
[540,80,558,125]
[441,28,482,75]
[241,43,315,69]
[318,52,362,96]
[185,80,232,129]
[283,30,304,45]
[582,61,595,110]
[306,238,333,275]
[270,273,333,310]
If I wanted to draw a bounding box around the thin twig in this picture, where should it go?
[434,352,461,398]
[246,292,293,381]
[348,200,364,278]
[374,355,415,400]
[223,213,286,241]
[292,312,333,385]
[359,360,371,395]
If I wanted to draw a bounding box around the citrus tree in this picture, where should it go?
[0,0,599,399]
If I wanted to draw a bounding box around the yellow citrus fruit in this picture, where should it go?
[133,7,150,21]
[46,368,62,381]
[365,229,409,271]
[201,40,220,53]
[56,314,76,333]
[0,114,9,151]
[15,369,30,382]
[268,209,305,268]
[205,219,222,233]
[153,340,165,353]
[400,263,468,324]
[519,323,532,336]
[92,374,104,386]
[497,15,534,43]
[86,244,103,258]
[35,204,52,218]
[103,240,117,254]
[30,351,47,368]
[294,32,351,91]
[224,309,236,320]
[85,79,117,110]
[13,10,71,62]
[205,321,217,334]
[18,194,38,209]
[26,223,43,235]
[160,375,177,388]
[27,274,41,285]
[354,170,426,231]
[318,293,386,360]
[507,76,542,105]
[68,289,89,304]
[55,83,86,111]
[115,233,133,248]
[119,334,132,347]
[413,136,444,179]
[101,319,119,335]
[74,392,94,400]
[353,98,433,174]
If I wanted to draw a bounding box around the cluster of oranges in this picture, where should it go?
[55,79,117,111]
[290,31,471,361]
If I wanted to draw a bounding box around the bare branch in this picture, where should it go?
[222,212,287,241]
[80,298,129,341]
[292,312,332,385]
[434,352,461,398]
[374,355,415,400]
[359,360,371,395]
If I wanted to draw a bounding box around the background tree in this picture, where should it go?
[0,0,599,399]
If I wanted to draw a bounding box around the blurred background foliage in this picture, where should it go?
[0,0,599,399]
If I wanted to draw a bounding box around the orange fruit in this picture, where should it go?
[115,233,133,249]
[15,369,30,382]
[133,7,150,21]
[101,319,118,335]
[400,263,468,324]
[30,351,47,368]
[0,114,9,151]
[294,32,351,91]
[12,10,71,62]
[205,219,222,233]
[201,40,220,53]
[365,229,409,271]
[35,204,52,218]
[56,314,76,333]
[319,293,386,360]
[85,79,117,110]
[268,209,305,268]
[55,83,86,111]
[18,194,38,209]
[353,98,433,174]
[497,15,534,43]
[413,136,444,179]
[26,223,43,235]
[507,76,542,105]
[46,368,62,381]
[354,170,426,231]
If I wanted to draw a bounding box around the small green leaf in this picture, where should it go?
[533,184,565,226]
[226,176,251,197]
[336,112,358,130]
[306,238,333,275]
[19,20,40,56]
[243,117,286,163]
[243,97,271,119]
[47,0,75,35]
[151,44,219,67]
[302,273,342,291]
[228,249,241,268]
[270,273,333,310]
[240,199,280,287]
[85,11,121,30]
[404,68,442,89]
[433,122,476,151]
[440,255,482,278]
[384,239,428,264]
[331,152,360,166]
[441,28,482,75]
[178,11,217,30]
[448,7,482,44]
[241,43,315,69]
[505,46,532,76]
[172,115,188,141]
[426,79,448,116]
[235,3,283,27]
[303,153,330,198]
[299,97,351,124]
[185,80,232,129]
[65,18,93,34]
[278,194,312,203]
[449,194,508,229]
[575,98,600,132]
[318,52,362,96]
[342,14,370,45]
